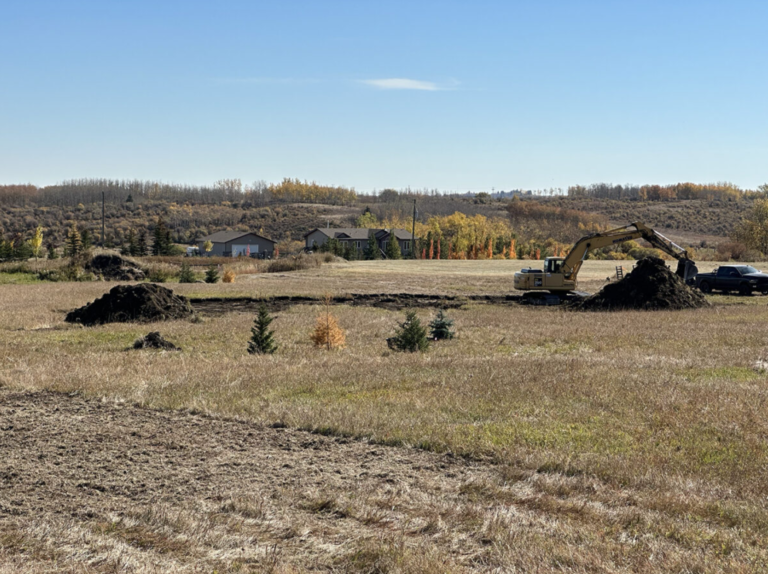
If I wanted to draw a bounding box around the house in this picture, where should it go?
[198,230,276,258]
[304,228,415,256]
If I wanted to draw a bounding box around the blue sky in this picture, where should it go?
[1,0,766,191]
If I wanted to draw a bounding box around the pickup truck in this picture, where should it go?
[694,265,768,295]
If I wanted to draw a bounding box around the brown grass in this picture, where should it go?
[3,259,768,571]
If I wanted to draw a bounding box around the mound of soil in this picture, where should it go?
[66,284,194,326]
[573,257,709,311]
[86,254,145,281]
[132,331,180,351]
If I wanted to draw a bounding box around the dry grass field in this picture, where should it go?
[2,260,768,572]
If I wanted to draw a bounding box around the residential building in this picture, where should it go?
[198,230,276,258]
[304,228,415,256]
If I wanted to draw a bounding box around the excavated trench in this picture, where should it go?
[190,293,526,314]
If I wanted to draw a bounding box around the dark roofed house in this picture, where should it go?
[304,228,415,257]
[198,231,276,258]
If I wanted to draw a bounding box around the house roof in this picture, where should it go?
[199,230,275,244]
[304,228,415,241]
[380,228,415,240]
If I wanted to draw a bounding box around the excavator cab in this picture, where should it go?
[544,257,564,274]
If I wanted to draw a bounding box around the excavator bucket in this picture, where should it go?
[676,259,698,284]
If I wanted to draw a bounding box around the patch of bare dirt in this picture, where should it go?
[191,293,522,314]
[86,254,145,281]
[131,332,180,351]
[0,389,501,572]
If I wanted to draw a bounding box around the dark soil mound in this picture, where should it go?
[66,284,194,326]
[86,254,145,281]
[573,257,709,311]
[132,332,180,351]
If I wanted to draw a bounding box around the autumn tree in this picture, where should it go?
[733,198,768,253]
[30,226,43,259]
[310,296,346,350]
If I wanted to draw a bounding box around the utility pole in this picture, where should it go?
[101,191,106,248]
[411,199,417,259]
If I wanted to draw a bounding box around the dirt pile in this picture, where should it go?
[573,257,709,311]
[65,284,194,325]
[86,254,145,281]
[132,332,180,351]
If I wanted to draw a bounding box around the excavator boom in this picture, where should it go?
[513,221,698,298]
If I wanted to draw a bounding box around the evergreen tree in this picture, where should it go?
[204,265,220,283]
[439,236,449,259]
[137,229,149,256]
[152,217,169,256]
[81,229,92,250]
[64,224,82,258]
[429,309,455,340]
[387,310,430,353]
[342,242,354,260]
[126,229,138,256]
[248,304,278,354]
[0,240,12,261]
[364,230,381,260]
[178,261,196,283]
[13,240,33,260]
[46,242,59,260]
[385,236,402,259]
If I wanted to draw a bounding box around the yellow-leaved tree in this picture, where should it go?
[30,226,43,259]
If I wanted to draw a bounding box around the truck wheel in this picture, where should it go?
[739,283,753,296]
[699,281,711,294]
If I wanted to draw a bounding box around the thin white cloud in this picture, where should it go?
[360,78,447,91]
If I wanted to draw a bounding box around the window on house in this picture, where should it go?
[403,241,411,252]
[356,241,361,249]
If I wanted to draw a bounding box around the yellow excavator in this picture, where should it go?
[513,222,698,303]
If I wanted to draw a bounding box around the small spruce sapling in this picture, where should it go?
[178,262,196,283]
[429,309,455,341]
[248,304,278,354]
[204,265,220,283]
[387,310,429,353]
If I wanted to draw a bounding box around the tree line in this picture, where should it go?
[567,182,766,202]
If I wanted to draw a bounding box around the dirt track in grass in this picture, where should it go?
[0,388,503,572]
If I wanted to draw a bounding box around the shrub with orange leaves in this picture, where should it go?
[310,296,346,350]
[222,269,236,283]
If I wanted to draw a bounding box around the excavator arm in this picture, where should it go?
[561,222,697,282]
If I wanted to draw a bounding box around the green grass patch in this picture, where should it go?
[0,272,42,285]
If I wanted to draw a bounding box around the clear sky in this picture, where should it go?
[1,0,766,192]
